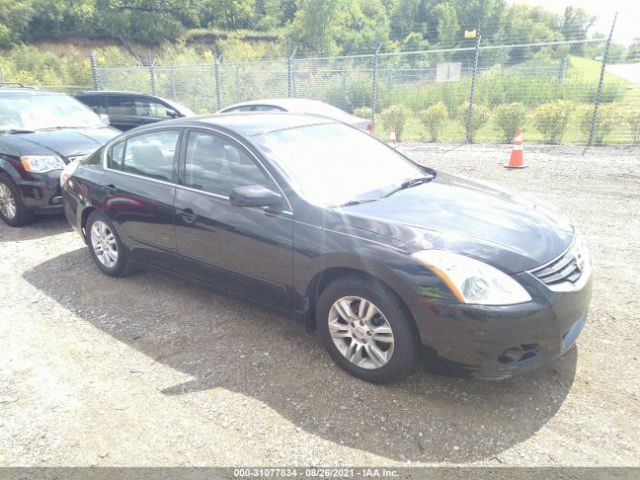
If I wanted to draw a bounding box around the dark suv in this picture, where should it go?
[75,91,194,131]
[0,85,119,226]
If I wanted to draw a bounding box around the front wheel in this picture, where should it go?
[316,276,419,383]
[86,210,131,277]
[0,174,33,227]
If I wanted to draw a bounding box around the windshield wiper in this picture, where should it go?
[0,128,36,134]
[383,175,434,199]
[334,198,379,208]
[37,126,85,131]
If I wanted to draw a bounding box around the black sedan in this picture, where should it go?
[61,113,592,383]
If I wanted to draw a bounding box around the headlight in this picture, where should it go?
[412,250,532,305]
[21,155,66,173]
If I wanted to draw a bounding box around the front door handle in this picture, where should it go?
[103,184,116,195]
[178,207,197,224]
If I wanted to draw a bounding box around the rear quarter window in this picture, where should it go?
[81,147,104,166]
[107,140,125,170]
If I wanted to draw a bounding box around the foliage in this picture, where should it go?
[624,109,640,144]
[321,73,373,112]
[0,0,604,55]
[420,102,448,141]
[379,105,409,141]
[532,100,575,144]
[353,106,372,119]
[0,0,34,48]
[457,103,490,140]
[492,102,528,142]
[579,103,619,144]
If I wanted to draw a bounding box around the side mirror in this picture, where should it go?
[229,185,283,208]
[166,109,179,119]
[99,114,110,125]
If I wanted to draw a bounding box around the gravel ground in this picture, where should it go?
[1,143,639,468]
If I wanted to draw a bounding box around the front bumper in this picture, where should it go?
[18,170,64,214]
[410,268,593,379]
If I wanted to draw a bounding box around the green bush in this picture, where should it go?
[457,103,490,140]
[379,105,410,142]
[352,106,372,120]
[624,109,640,144]
[579,103,619,144]
[321,73,372,113]
[492,102,528,142]
[532,100,575,144]
[420,102,448,142]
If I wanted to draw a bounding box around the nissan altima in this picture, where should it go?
[61,113,592,383]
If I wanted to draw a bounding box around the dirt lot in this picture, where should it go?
[1,143,639,468]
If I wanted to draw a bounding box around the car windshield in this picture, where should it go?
[253,123,427,207]
[0,92,105,131]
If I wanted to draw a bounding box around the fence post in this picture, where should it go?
[235,64,240,102]
[288,49,297,98]
[342,68,347,102]
[587,13,617,148]
[214,57,222,110]
[149,63,157,96]
[557,56,568,82]
[371,43,382,123]
[89,51,100,91]
[170,64,177,100]
[466,33,481,143]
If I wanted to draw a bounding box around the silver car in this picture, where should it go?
[216,98,373,133]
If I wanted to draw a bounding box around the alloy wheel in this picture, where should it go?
[0,182,16,219]
[328,296,395,369]
[91,220,119,268]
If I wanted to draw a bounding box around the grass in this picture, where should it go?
[375,108,636,145]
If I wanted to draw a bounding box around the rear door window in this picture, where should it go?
[107,129,181,182]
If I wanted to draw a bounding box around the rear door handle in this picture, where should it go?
[178,207,197,224]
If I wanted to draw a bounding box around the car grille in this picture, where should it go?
[531,239,587,287]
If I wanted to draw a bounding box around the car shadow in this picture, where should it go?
[23,247,577,463]
[0,214,69,242]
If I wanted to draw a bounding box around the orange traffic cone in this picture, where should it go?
[388,129,398,148]
[505,129,527,168]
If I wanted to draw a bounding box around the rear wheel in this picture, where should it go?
[316,276,419,383]
[0,174,33,227]
[86,210,131,277]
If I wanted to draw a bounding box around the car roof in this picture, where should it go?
[154,112,338,137]
[220,98,361,122]
[222,98,339,110]
[76,90,148,96]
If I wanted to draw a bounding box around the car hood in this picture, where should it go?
[332,171,574,273]
[1,128,119,160]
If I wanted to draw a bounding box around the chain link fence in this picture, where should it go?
[91,35,639,147]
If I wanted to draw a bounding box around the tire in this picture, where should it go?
[86,210,131,277]
[0,173,34,227]
[316,275,419,383]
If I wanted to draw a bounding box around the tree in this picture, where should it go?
[561,6,595,54]
[289,0,347,55]
[199,0,256,30]
[337,0,390,54]
[0,0,34,48]
[627,39,640,63]
[427,3,459,46]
